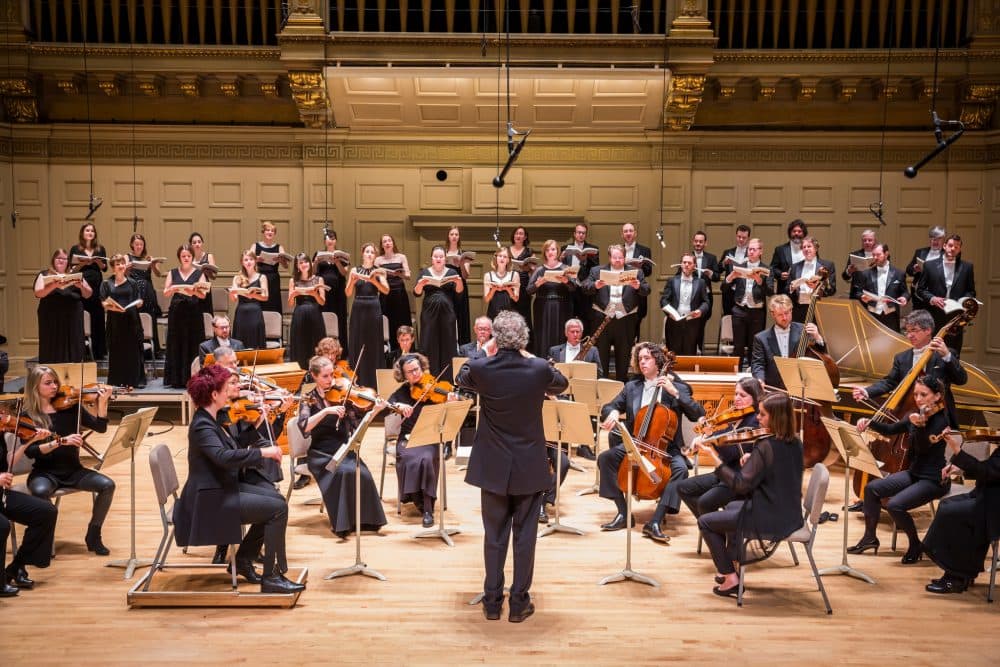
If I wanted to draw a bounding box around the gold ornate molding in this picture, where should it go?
[960,82,999,129]
[288,70,331,129]
[0,77,38,122]
[664,74,707,131]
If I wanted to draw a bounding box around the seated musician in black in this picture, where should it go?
[597,342,705,543]
[922,431,1000,594]
[173,365,302,594]
[851,376,952,565]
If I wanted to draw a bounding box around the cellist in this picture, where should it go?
[597,342,705,543]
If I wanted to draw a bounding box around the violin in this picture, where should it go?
[960,427,1000,443]
[701,427,771,449]
[694,405,755,435]
[51,383,130,410]
[0,413,68,446]
[410,373,454,404]
[310,384,405,415]
[333,359,356,381]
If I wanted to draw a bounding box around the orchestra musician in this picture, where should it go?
[188,232,216,316]
[253,222,288,315]
[387,325,420,368]
[561,223,600,336]
[597,342,705,543]
[458,316,493,360]
[786,236,836,323]
[583,244,649,382]
[162,243,209,388]
[527,240,577,358]
[173,365,303,594]
[904,225,946,312]
[547,318,603,373]
[659,253,710,357]
[70,222,108,360]
[293,336,348,490]
[750,294,826,391]
[375,234,413,354]
[849,243,908,332]
[769,218,807,296]
[455,311,569,623]
[34,248,91,364]
[915,234,976,354]
[620,223,653,341]
[229,249,267,351]
[289,253,328,372]
[724,238,772,371]
[20,366,115,556]
[697,392,803,598]
[100,254,146,388]
[200,316,245,366]
[414,246,463,381]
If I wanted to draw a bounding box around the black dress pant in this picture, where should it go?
[698,500,744,575]
[235,481,288,575]
[480,488,544,614]
[664,318,700,356]
[28,469,115,528]
[1,490,58,569]
[598,442,688,521]
[731,304,766,368]
[678,472,738,518]
[862,470,948,548]
[596,314,637,382]
[543,447,570,505]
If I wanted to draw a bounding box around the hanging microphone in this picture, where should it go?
[492,226,501,248]
[493,129,531,189]
[132,215,139,233]
[904,112,964,179]
[655,227,666,249]
[84,194,103,220]
[10,209,17,228]
[868,202,887,226]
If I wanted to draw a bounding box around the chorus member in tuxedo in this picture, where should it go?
[314,228,350,355]
[750,294,826,391]
[444,226,473,345]
[1,413,58,595]
[561,223,599,335]
[199,316,245,365]
[229,250,267,351]
[719,224,751,317]
[387,325,420,368]
[509,226,535,333]
[915,234,976,354]
[786,236,836,323]
[253,221,288,315]
[905,225,946,312]
[69,222,108,359]
[34,248,90,364]
[621,223,653,340]
[455,311,569,622]
[583,244,649,382]
[298,356,387,539]
[344,243,387,385]
[769,218,807,296]
[547,318,603,375]
[679,378,762,521]
[459,316,493,360]
[174,366,303,594]
[188,232,216,316]
[125,233,163,355]
[724,238,772,370]
[374,234,412,353]
[100,254,146,388]
[289,253,328,372]
[20,365,114,555]
[921,427,1000,595]
[697,393,803,598]
[841,228,878,295]
[414,246,462,381]
[850,376,952,564]
[849,243,908,331]
[484,246,519,320]
[687,231,720,353]
[527,240,577,358]
[163,244,209,388]
[659,253,709,356]
[597,342,705,543]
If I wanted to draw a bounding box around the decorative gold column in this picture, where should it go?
[663,0,715,131]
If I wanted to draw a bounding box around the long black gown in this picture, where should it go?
[70,244,107,359]
[99,277,146,387]
[36,272,86,363]
[288,277,326,370]
[446,257,471,345]
[232,276,266,350]
[127,254,162,354]
[511,246,534,334]
[485,270,517,320]
[416,267,460,381]
[376,259,412,351]
[388,384,441,514]
[315,252,349,354]
[194,253,215,315]
[526,264,576,357]
[298,392,387,535]
[348,270,385,387]
[163,268,206,388]
[254,242,283,314]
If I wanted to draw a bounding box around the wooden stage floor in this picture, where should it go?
[4,412,997,666]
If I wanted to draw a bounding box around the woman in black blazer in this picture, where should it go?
[173,365,303,594]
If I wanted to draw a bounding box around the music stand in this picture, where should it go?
[774,356,838,440]
[818,416,882,584]
[598,426,660,588]
[407,399,472,546]
[573,378,624,496]
[106,406,159,579]
[539,400,590,538]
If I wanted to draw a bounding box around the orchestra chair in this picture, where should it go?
[322,312,339,339]
[736,462,833,614]
[718,315,735,356]
[988,539,998,603]
[155,291,170,348]
[375,368,404,506]
[382,315,391,359]
[202,313,213,340]
[284,415,323,513]
[211,287,229,317]
[263,311,283,349]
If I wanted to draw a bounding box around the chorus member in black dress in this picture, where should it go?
[126,233,163,355]
[915,234,976,353]
[33,249,90,363]
[724,238,772,370]
[597,342,705,543]
[526,239,576,358]
[254,221,288,315]
[905,225,946,312]
[584,244,649,381]
[769,218,807,296]
[163,244,209,388]
[414,246,463,381]
[314,228,350,354]
[230,249,268,350]
[375,234,413,353]
[697,393,803,597]
[444,226,473,345]
[484,246,519,320]
[849,243,908,332]
[850,376,953,564]
[1,416,58,595]
[921,428,1000,594]
[346,243,389,386]
[100,254,146,388]
[679,378,762,520]
[288,253,327,371]
[387,325,421,368]
[69,223,108,359]
[786,236,836,323]
[173,365,303,594]
[189,232,217,316]
[509,226,535,333]
[21,365,115,555]
[298,356,388,539]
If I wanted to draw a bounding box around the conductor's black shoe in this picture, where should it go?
[508,602,535,623]
[228,559,262,585]
[538,505,549,524]
[600,513,633,531]
[212,545,229,565]
[925,576,968,595]
[846,536,880,555]
[261,573,306,594]
[0,582,17,597]
[576,445,596,461]
[422,511,435,528]
[293,475,311,490]
[847,501,863,512]
[641,522,671,544]
[5,567,34,590]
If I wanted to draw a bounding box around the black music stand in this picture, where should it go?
[106,406,159,579]
[407,399,472,546]
[819,417,881,584]
[539,400,590,538]
[598,426,660,588]
[325,410,385,581]
[774,356,838,441]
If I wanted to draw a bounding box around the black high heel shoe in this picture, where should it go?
[901,547,924,565]
[846,536,880,555]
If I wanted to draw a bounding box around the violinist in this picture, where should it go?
[597,342,705,543]
[678,378,763,521]
[851,376,953,564]
[291,336,349,491]
[750,294,826,391]
[785,236,836,324]
[298,356,387,539]
[387,353,461,528]
[697,393,803,598]
[20,366,115,556]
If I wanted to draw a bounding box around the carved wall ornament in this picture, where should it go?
[0,77,39,122]
[288,70,332,128]
[664,73,706,131]
[98,77,121,97]
[178,76,201,97]
[959,82,999,129]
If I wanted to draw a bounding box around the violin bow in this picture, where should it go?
[335,345,364,427]
[413,364,450,405]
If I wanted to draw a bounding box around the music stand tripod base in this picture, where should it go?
[326,562,387,581]
[598,568,660,587]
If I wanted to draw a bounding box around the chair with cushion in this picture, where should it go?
[284,413,322,512]
[263,311,283,349]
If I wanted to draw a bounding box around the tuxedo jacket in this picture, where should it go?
[457,341,488,360]
[676,251,720,284]
[726,261,774,308]
[548,343,603,377]
[786,258,837,299]
[583,264,651,313]
[659,275,710,318]
[719,245,749,307]
[599,375,705,453]
[915,257,976,304]
[865,347,967,427]
[769,241,798,291]
[198,336,246,363]
[849,265,908,307]
[842,247,872,282]
[750,323,826,389]
[560,242,600,277]
[625,243,654,278]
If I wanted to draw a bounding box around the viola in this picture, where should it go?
[0,413,66,445]
[311,384,405,416]
[701,427,771,450]
[51,383,130,411]
[409,373,454,404]
[960,427,1000,443]
[694,405,755,435]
